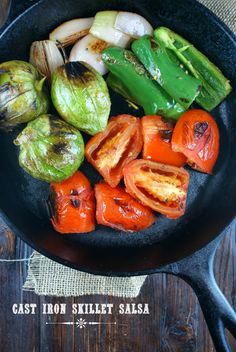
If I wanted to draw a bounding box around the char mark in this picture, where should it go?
[52,142,67,154]
[65,62,90,79]
[70,198,80,208]
[194,122,208,139]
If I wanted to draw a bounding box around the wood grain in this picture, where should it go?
[0,0,11,27]
[0,216,235,351]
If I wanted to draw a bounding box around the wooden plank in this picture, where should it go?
[0,0,11,27]
[0,217,235,351]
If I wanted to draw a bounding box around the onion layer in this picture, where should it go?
[69,34,109,75]
[89,11,131,48]
[114,12,153,38]
[30,40,64,82]
[50,18,94,47]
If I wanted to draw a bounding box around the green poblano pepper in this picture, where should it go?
[107,73,135,103]
[102,47,186,120]
[154,27,232,111]
[132,35,202,110]
[14,114,84,183]
[0,60,49,129]
[51,62,111,136]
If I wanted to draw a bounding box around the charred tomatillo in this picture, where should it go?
[14,114,84,183]
[51,61,111,135]
[0,60,49,129]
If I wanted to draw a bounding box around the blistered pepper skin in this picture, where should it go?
[102,47,185,120]
[132,35,201,109]
[154,27,232,111]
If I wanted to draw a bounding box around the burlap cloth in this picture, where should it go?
[23,0,236,297]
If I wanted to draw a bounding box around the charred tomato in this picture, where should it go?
[95,182,156,232]
[171,109,220,174]
[142,115,187,167]
[123,159,190,219]
[85,114,143,187]
[49,171,95,233]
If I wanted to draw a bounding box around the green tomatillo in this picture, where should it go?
[51,61,111,135]
[14,114,85,183]
[0,60,49,129]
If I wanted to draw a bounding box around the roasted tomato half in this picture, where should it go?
[142,115,187,167]
[123,159,190,219]
[85,114,143,187]
[171,109,220,174]
[49,171,95,233]
[95,182,156,232]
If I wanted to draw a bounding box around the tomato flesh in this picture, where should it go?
[49,171,95,233]
[142,115,187,167]
[95,182,156,232]
[85,115,143,187]
[171,109,220,174]
[124,159,189,219]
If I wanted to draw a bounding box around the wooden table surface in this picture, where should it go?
[0,217,236,352]
[0,1,236,351]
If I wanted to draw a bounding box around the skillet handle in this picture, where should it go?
[179,259,236,351]
[162,235,236,352]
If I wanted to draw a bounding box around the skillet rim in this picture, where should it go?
[0,0,236,276]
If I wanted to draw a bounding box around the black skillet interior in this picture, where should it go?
[0,0,236,275]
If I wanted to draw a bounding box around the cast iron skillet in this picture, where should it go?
[1,0,236,350]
